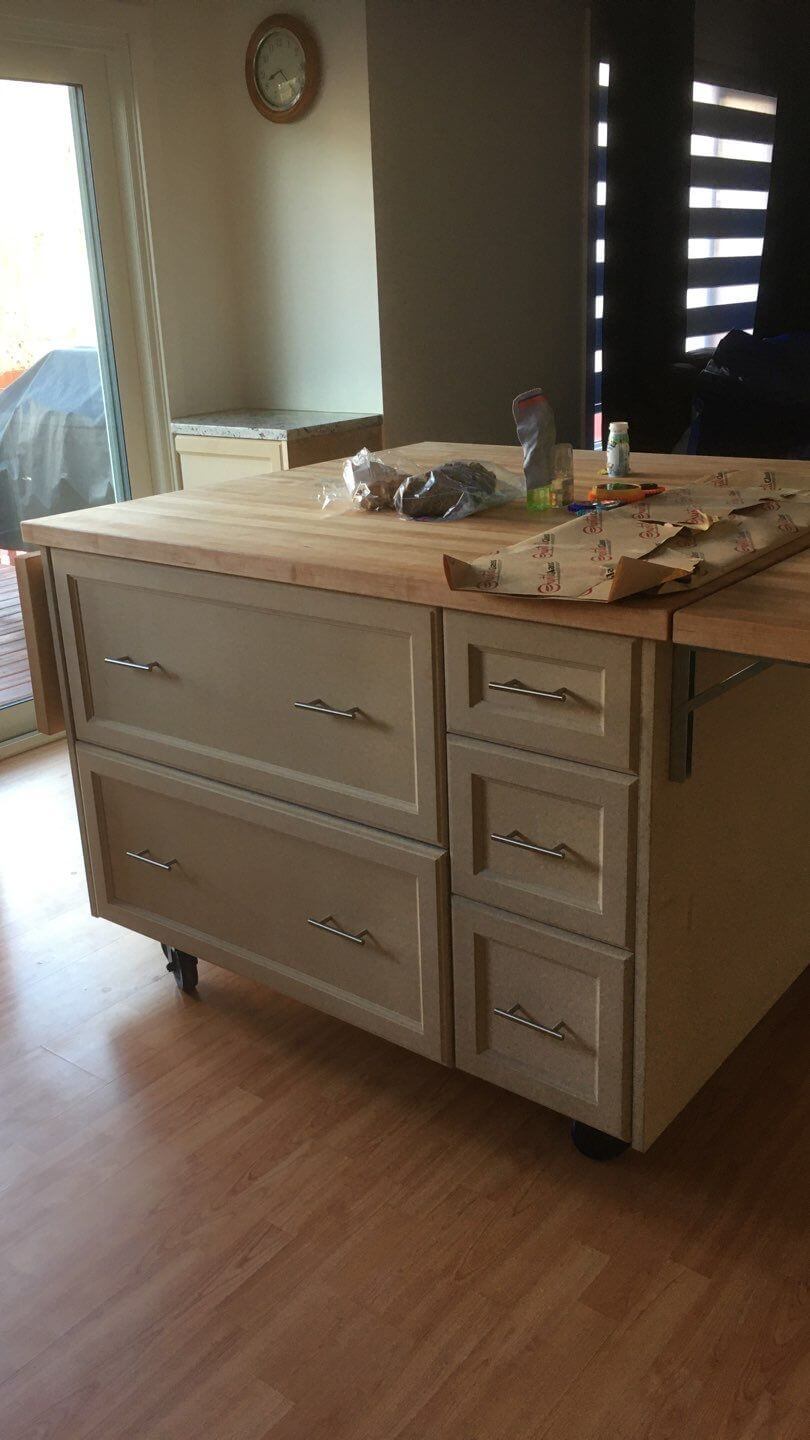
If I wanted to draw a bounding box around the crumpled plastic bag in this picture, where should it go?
[319,448,525,520]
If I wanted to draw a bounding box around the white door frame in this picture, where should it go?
[0,14,174,498]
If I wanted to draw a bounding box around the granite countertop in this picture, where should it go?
[170,408,383,442]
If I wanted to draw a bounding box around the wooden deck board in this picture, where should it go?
[0,558,31,709]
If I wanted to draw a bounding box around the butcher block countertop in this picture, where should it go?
[21,443,810,644]
[673,548,810,664]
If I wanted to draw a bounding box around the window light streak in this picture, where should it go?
[599,62,610,87]
[689,236,764,258]
[685,329,754,352]
[690,187,769,209]
[692,81,777,115]
[691,134,772,162]
[686,283,759,309]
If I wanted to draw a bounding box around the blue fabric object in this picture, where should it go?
[0,347,115,550]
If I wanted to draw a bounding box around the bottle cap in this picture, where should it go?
[609,420,629,431]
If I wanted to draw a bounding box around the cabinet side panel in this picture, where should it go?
[641,647,810,1148]
[41,548,98,914]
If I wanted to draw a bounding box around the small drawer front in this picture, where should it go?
[453,899,632,1137]
[444,612,639,770]
[78,746,451,1061]
[54,552,444,842]
[448,736,636,945]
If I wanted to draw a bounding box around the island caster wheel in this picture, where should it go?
[161,943,198,994]
[571,1120,630,1161]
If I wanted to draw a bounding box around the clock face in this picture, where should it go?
[254,27,306,112]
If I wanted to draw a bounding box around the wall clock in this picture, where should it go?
[245,14,320,123]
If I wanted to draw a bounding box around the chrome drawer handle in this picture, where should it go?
[491,830,567,860]
[105,656,159,672]
[126,848,176,872]
[294,698,359,719]
[494,1003,565,1041]
[307,915,369,945]
[489,679,567,702]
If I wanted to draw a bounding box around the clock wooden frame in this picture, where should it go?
[245,13,320,124]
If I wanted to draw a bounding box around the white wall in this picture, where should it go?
[366,0,590,447]
[0,0,589,443]
[149,0,383,417]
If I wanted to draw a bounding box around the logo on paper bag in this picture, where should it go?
[536,562,562,594]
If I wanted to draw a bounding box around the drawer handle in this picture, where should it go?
[126,848,177,872]
[105,656,159,673]
[491,830,567,860]
[494,1003,565,1041]
[294,698,359,720]
[307,914,369,945]
[489,679,567,702]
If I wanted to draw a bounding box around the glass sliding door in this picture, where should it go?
[0,66,136,744]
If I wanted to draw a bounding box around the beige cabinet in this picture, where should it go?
[78,745,452,1062]
[444,611,640,771]
[452,899,633,1137]
[28,522,810,1157]
[52,551,445,843]
[448,735,637,945]
[173,417,384,491]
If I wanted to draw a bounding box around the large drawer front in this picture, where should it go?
[444,612,639,771]
[448,736,636,945]
[78,746,451,1061]
[54,553,444,842]
[453,899,632,1137]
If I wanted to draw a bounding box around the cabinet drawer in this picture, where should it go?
[54,552,444,842]
[448,736,636,945]
[78,746,451,1062]
[453,899,632,1137]
[444,612,639,770]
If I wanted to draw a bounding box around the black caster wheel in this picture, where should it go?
[161,943,199,994]
[571,1120,630,1161]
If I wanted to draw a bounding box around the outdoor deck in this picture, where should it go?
[0,553,31,710]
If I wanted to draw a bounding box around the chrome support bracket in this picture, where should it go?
[669,645,777,782]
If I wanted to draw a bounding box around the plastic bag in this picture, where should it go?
[343,447,407,510]
[393,459,525,520]
[321,448,525,520]
[318,447,409,511]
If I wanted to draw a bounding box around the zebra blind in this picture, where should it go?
[591,61,609,447]
[686,81,777,352]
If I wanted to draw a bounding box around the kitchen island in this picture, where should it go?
[20,444,810,1157]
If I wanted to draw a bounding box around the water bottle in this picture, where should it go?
[606,421,630,477]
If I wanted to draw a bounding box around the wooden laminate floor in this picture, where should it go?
[0,742,807,1440]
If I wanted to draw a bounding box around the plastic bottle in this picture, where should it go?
[606,421,630,477]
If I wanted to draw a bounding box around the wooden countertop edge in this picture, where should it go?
[674,609,810,664]
[21,502,810,649]
[20,521,674,640]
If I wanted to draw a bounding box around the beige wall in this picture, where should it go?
[1,0,590,443]
[0,0,382,420]
[366,0,590,447]
[148,0,383,418]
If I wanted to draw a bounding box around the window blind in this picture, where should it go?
[686,81,777,352]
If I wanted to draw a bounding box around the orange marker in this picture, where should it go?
[587,485,666,504]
